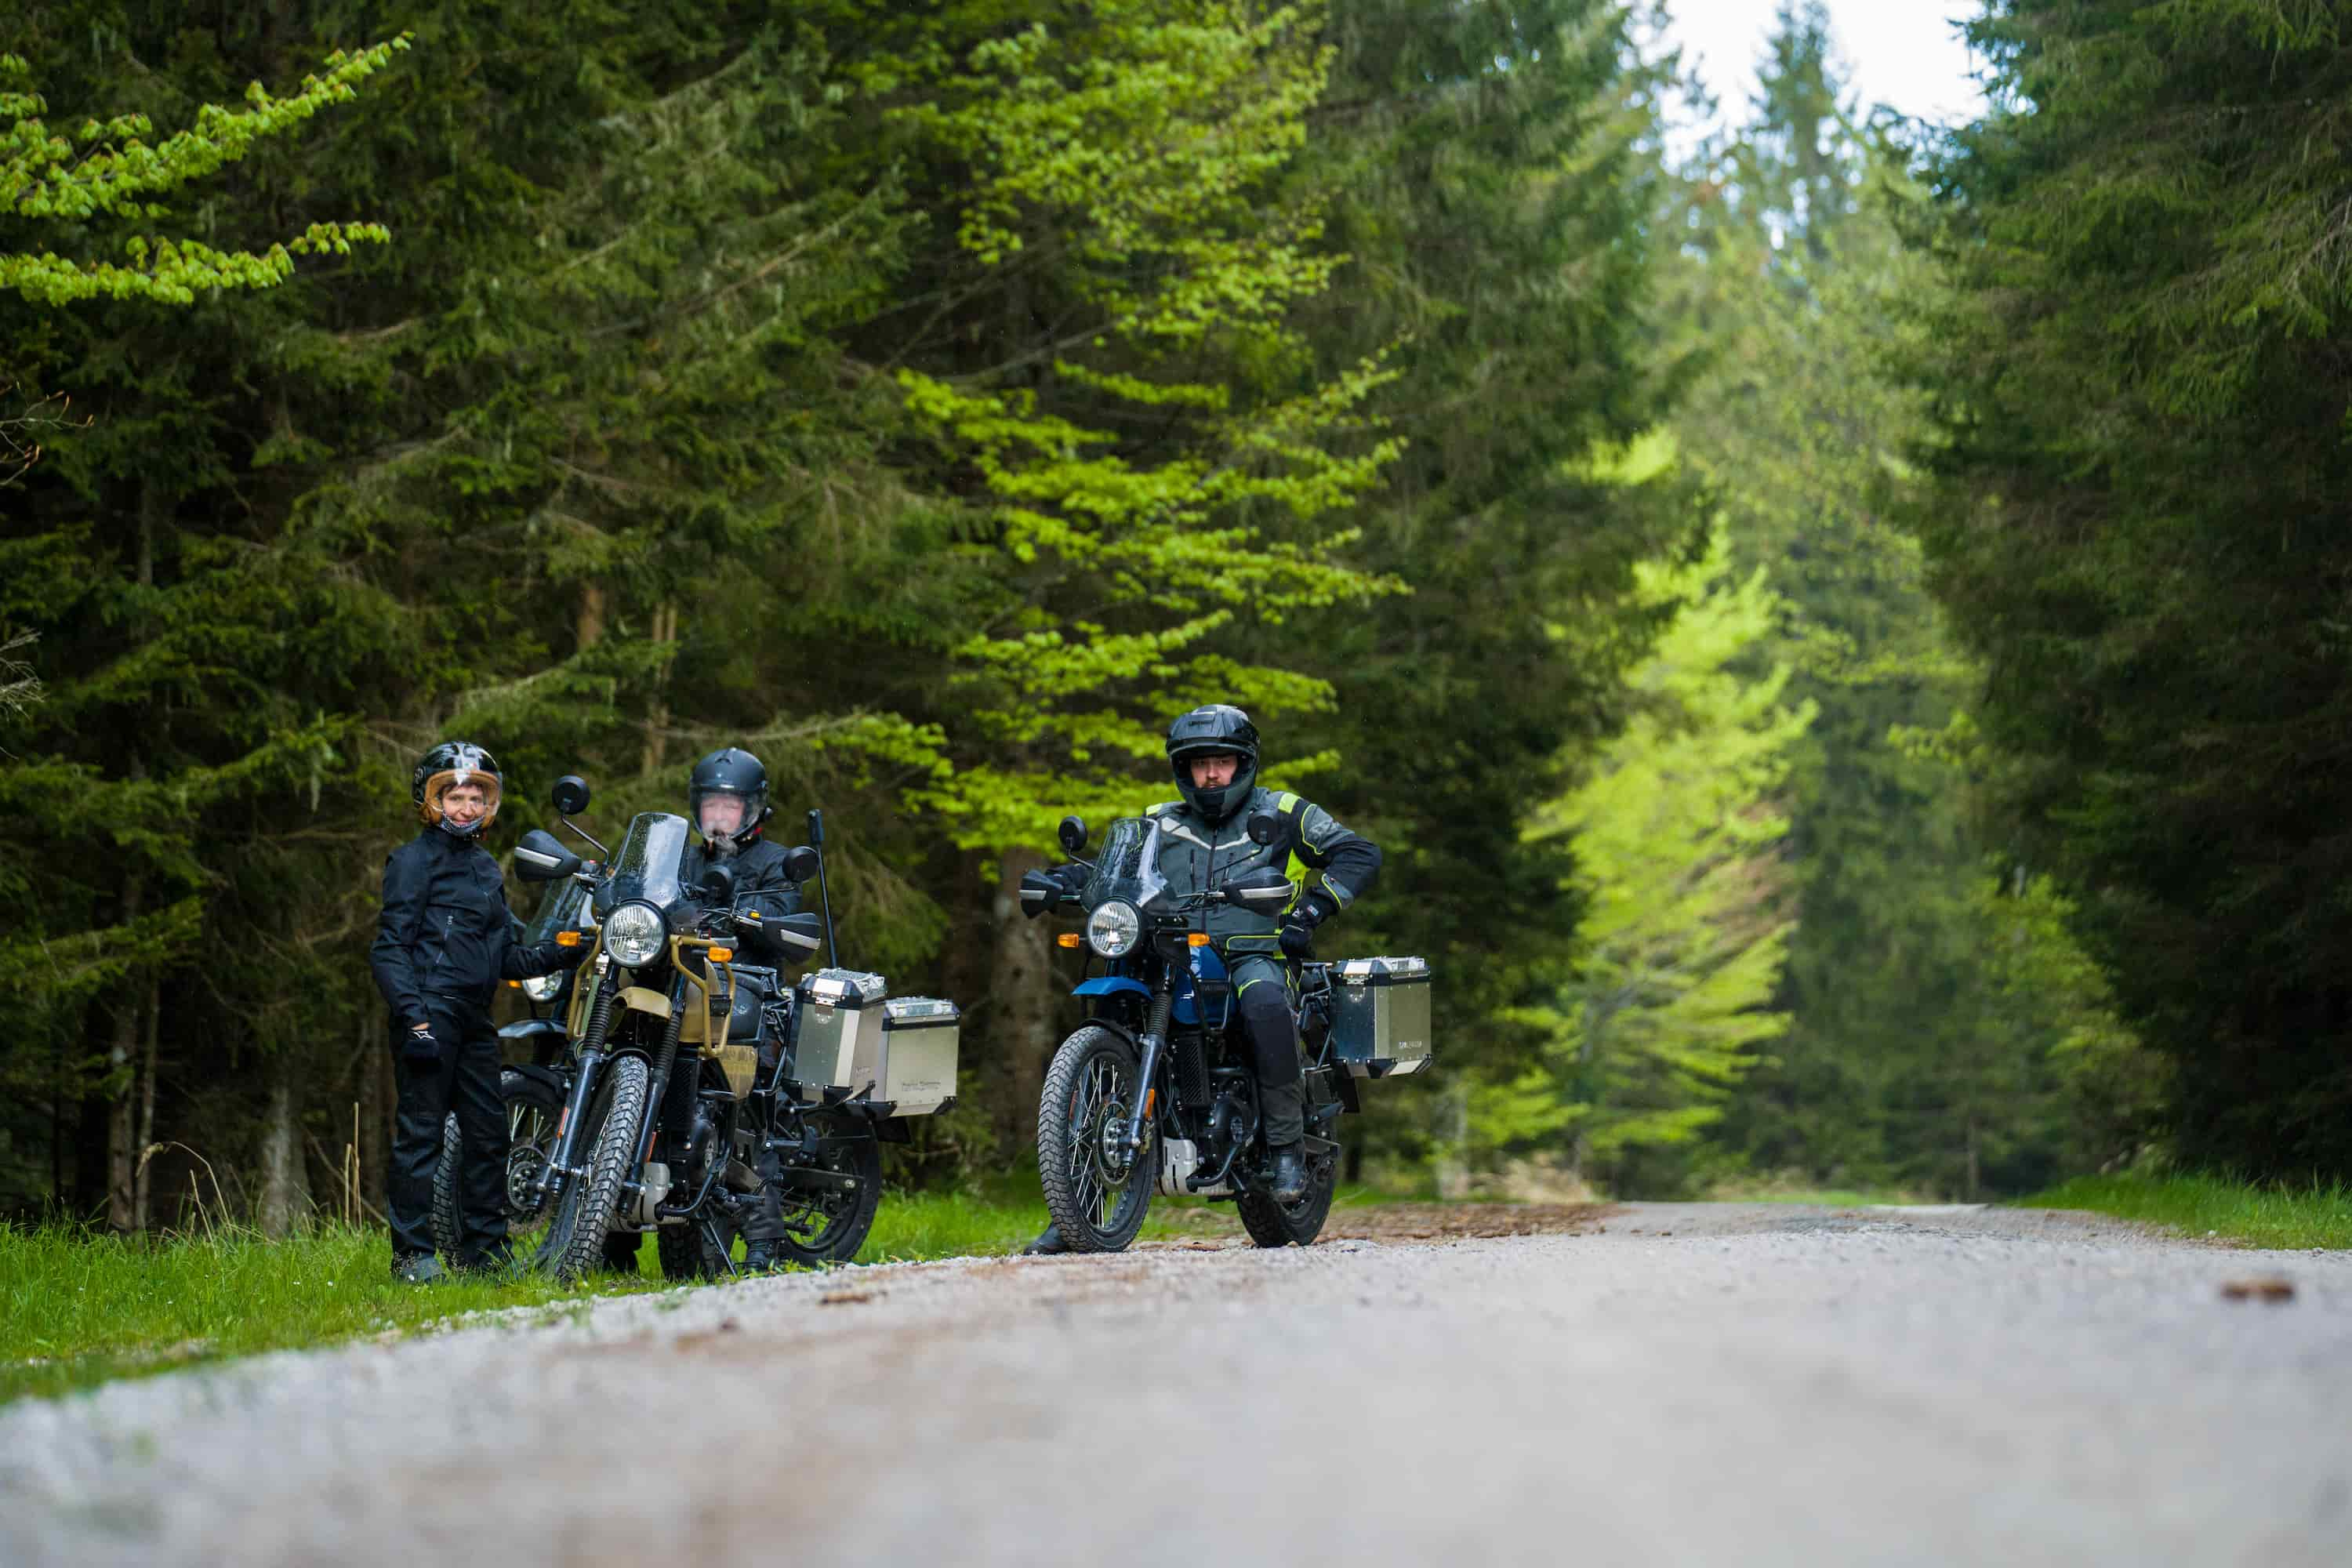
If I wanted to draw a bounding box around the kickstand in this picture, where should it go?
[701,1216,742,1277]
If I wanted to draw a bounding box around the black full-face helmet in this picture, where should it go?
[1165,704,1261,824]
[688,747,771,858]
[412,742,503,840]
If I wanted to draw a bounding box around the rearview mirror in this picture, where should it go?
[1058,815,1089,856]
[698,861,738,906]
[514,829,583,883]
[1246,811,1283,848]
[551,775,592,816]
[780,845,820,884]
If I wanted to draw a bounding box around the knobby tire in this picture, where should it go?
[1036,1025,1156,1253]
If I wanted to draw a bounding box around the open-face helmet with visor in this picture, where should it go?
[688,746,771,858]
[412,742,503,841]
[1165,704,1260,825]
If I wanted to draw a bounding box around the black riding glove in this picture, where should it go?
[555,936,593,969]
[1279,893,1335,960]
[400,1025,443,1066]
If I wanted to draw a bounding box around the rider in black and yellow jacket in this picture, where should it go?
[1025,704,1380,1254]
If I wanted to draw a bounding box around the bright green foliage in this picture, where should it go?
[1246,0,1697,1171]
[1904,0,2352,1174]
[883,2,1404,854]
[0,39,408,304]
[1503,535,1813,1182]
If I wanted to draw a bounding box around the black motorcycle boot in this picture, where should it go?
[741,1240,780,1272]
[1268,1142,1308,1206]
[393,1251,445,1286]
[1022,1224,1068,1256]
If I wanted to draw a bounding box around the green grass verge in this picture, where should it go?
[1,1178,1403,1406]
[2020,1172,2352,1250]
[0,1220,664,1406]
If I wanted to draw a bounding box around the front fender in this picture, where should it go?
[1071,976,1152,1003]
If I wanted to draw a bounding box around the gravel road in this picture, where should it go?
[5,1201,2350,1566]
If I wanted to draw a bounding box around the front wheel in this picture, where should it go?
[1236,1140,1337,1247]
[1036,1026,1156,1253]
[538,1055,648,1281]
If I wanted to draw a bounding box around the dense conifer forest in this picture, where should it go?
[5,0,2343,1231]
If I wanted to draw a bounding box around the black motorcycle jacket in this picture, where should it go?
[371,829,575,1026]
[1140,786,1381,953]
[681,835,806,922]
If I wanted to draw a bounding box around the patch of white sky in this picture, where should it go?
[1647,0,1987,157]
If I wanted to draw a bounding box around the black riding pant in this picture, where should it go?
[388,996,506,1262]
[1231,954,1305,1147]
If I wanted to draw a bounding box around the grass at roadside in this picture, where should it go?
[2021,1172,2352,1250]
[0,1219,661,1406]
[2,1179,1406,1406]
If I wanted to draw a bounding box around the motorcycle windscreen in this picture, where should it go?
[524,872,590,943]
[594,811,691,917]
[1080,816,1171,912]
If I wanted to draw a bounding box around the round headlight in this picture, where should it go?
[1087,899,1142,959]
[604,902,666,967]
[521,972,564,1003]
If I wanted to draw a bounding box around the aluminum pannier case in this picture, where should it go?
[1327,956,1432,1079]
[790,968,961,1116]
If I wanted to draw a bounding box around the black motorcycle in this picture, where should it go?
[1020,811,1433,1252]
[505,775,891,1280]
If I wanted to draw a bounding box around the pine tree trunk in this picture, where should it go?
[936,850,1000,1145]
[640,601,675,776]
[1432,1081,1472,1200]
[105,882,144,1233]
[256,1061,310,1236]
[363,1011,393,1218]
[133,976,160,1232]
[578,581,607,650]
[990,848,1056,1147]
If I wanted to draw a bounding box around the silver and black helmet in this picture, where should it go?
[1165,704,1260,824]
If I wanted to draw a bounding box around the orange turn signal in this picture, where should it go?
[1056,932,1083,949]
[707,946,734,963]
[555,930,583,948]
[505,979,522,989]
[1187,932,1212,947]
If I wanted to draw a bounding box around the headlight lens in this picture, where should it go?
[1087,899,1142,959]
[604,902,666,967]
[521,972,564,1003]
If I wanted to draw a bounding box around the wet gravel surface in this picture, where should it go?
[5,1202,2350,1566]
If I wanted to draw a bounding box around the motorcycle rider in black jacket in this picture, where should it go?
[1025,704,1381,1254]
[371,743,587,1283]
[680,747,809,1270]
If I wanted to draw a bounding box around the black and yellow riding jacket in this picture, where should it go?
[1141,786,1381,955]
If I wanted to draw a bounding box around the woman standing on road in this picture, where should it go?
[369,742,586,1284]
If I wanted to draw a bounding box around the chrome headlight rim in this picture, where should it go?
[1086,899,1142,959]
[520,971,564,1003]
[603,900,667,967]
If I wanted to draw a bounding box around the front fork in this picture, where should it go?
[1120,981,1175,1158]
[535,958,615,1207]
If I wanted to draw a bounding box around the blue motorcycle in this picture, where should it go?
[1022,811,1432,1251]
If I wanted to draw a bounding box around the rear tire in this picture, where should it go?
[771,1109,883,1266]
[539,1055,648,1281]
[433,1068,564,1258]
[430,1113,463,1258]
[1236,1141,1337,1247]
[1036,1026,1156,1254]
